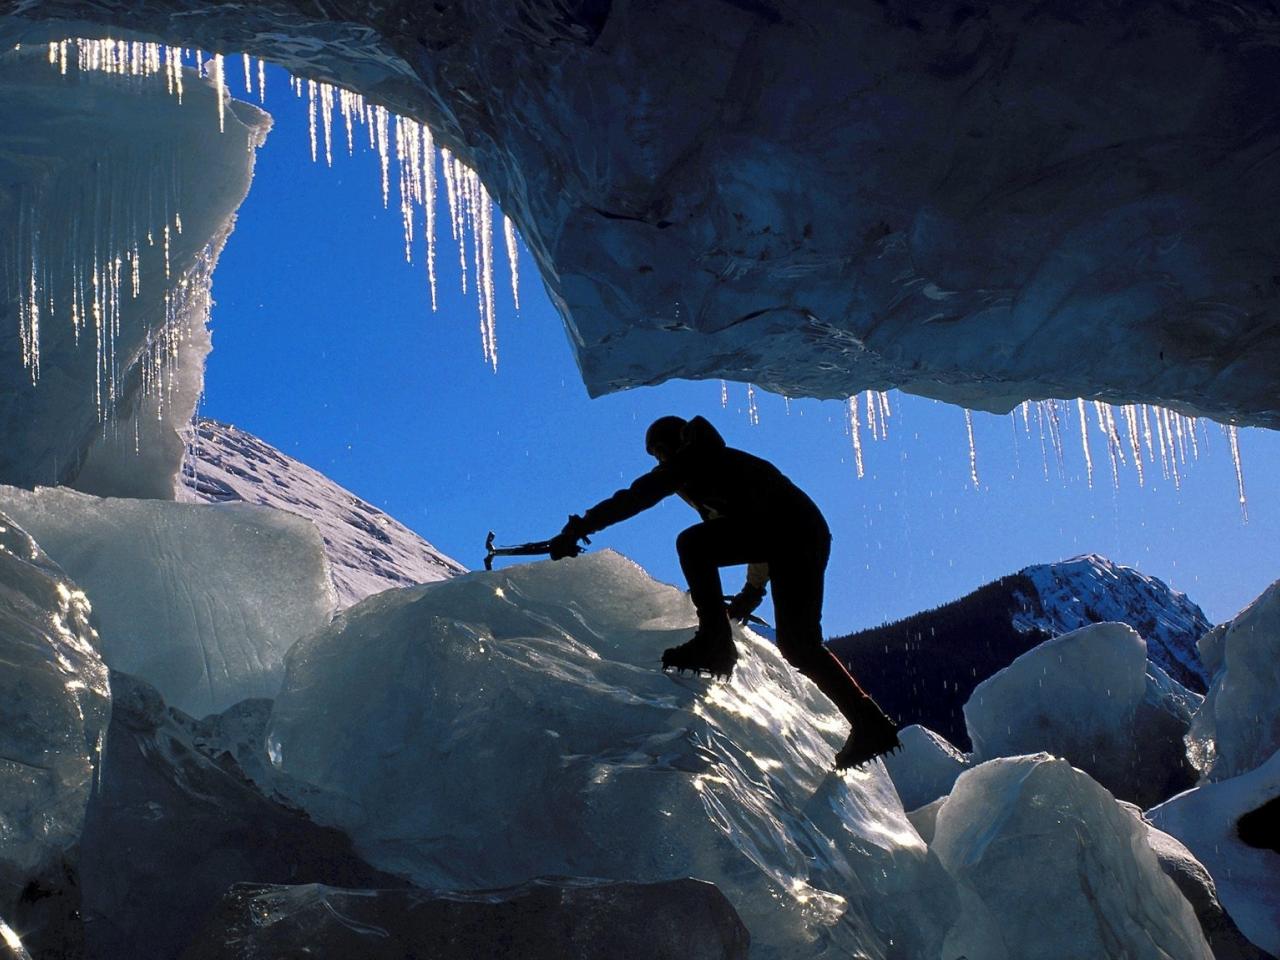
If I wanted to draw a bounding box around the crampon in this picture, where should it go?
[834,697,901,770]
[661,631,738,680]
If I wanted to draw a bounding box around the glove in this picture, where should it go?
[726,583,766,623]
[548,532,582,560]
[549,515,591,561]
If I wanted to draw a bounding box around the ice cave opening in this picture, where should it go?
[2,4,1279,960]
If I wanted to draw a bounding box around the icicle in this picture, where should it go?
[321,82,334,166]
[847,397,864,479]
[1227,425,1248,521]
[1123,405,1145,487]
[747,384,760,426]
[213,53,225,133]
[307,79,318,162]
[241,52,251,95]
[479,182,497,370]
[422,126,438,310]
[395,117,415,262]
[441,147,461,242]
[503,215,520,311]
[375,106,390,207]
[720,381,729,408]
[865,390,879,440]
[1162,408,1182,489]
[257,57,266,103]
[964,408,979,490]
[1076,398,1093,488]
[1095,402,1120,489]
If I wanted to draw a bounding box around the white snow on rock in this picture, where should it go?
[1149,749,1280,957]
[882,725,970,812]
[178,419,464,608]
[1013,554,1212,691]
[1187,580,1280,782]
[932,755,1211,960]
[0,511,109,905]
[964,622,1198,808]
[265,551,957,960]
[0,485,334,718]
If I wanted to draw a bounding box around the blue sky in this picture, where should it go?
[201,67,1279,633]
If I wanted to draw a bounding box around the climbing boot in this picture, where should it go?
[834,695,901,770]
[662,618,737,679]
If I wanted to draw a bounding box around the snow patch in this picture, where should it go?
[178,419,464,607]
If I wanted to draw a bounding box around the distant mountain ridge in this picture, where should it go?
[827,554,1211,749]
[178,419,465,608]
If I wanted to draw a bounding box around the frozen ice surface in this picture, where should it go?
[1140,820,1271,960]
[1148,748,1280,957]
[78,671,402,959]
[1187,580,1280,781]
[179,419,465,607]
[180,878,750,960]
[964,622,1197,807]
[267,551,957,959]
[933,755,1211,960]
[0,511,108,921]
[0,486,334,717]
[0,47,267,498]
[881,725,970,812]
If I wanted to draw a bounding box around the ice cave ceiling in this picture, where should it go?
[3,0,1280,428]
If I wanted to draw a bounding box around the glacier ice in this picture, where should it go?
[932,755,1211,960]
[179,419,465,606]
[0,45,267,499]
[181,878,749,960]
[0,510,109,949]
[1140,820,1271,960]
[78,671,402,959]
[0,485,334,717]
[881,725,970,812]
[266,551,957,960]
[1187,579,1280,781]
[964,621,1197,807]
[1148,748,1280,957]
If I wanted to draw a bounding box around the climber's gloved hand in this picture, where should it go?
[549,514,591,561]
[726,583,766,623]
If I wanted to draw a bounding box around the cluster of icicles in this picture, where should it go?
[842,390,1246,518]
[23,36,514,408]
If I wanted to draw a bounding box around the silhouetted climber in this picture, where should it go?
[548,415,900,769]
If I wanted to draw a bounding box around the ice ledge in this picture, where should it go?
[2,2,1278,425]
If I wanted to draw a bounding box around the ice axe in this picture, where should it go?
[725,598,773,631]
[484,530,590,570]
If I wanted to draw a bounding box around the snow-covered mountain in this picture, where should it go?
[1012,555,1212,692]
[178,419,465,608]
[829,554,1211,747]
